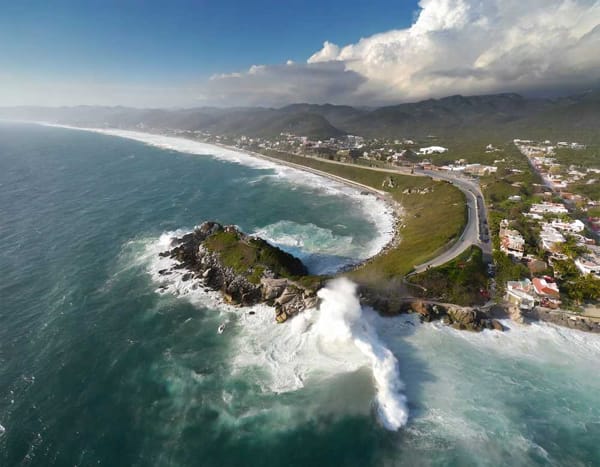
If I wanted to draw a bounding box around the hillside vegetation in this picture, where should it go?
[258,150,467,289]
[4,90,600,142]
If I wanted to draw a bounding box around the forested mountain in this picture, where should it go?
[3,90,599,141]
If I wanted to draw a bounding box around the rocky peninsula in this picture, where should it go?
[158,221,508,332]
[159,221,322,323]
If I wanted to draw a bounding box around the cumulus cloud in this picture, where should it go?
[201,60,366,107]
[206,0,600,106]
[6,0,596,107]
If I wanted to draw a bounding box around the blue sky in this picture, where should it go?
[0,0,417,84]
[1,0,599,107]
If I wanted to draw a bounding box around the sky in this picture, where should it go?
[1,0,599,108]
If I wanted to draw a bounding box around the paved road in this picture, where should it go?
[413,169,492,273]
[252,150,493,273]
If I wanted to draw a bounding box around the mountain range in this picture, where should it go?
[2,90,600,142]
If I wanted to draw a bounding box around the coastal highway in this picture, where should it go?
[411,169,492,273]
[256,150,493,274]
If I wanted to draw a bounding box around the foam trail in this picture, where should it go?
[315,278,408,430]
[37,123,396,263]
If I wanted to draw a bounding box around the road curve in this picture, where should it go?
[411,169,492,274]
[219,147,492,275]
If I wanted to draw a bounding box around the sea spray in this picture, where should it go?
[145,229,408,429]
[315,278,409,430]
[41,124,395,263]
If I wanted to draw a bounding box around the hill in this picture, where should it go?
[2,89,600,141]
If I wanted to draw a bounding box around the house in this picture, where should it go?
[419,146,448,155]
[574,250,600,276]
[463,164,498,176]
[506,279,536,310]
[539,225,565,251]
[389,149,418,164]
[560,192,585,203]
[548,219,585,233]
[532,277,561,308]
[499,220,525,259]
[526,256,548,274]
[530,202,568,215]
[440,164,466,172]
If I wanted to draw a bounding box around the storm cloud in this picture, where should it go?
[205,0,600,106]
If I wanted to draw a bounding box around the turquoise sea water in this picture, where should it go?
[1,123,599,466]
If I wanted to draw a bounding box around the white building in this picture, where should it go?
[539,225,565,251]
[499,221,526,259]
[506,279,536,310]
[575,252,600,276]
[530,202,568,215]
[463,164,498,176]
[548,219,585,233]
[419,146,448,155]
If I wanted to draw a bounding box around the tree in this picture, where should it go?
[552,259,579,280]
[556,235,588,259]
[563,274,600,304]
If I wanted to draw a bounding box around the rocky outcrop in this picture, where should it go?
[445,307,504,332]
[159,221,321,322]
[359,290,504,332]
[406,300,504,331]
[508,305,525,324]
[526,308,600,333]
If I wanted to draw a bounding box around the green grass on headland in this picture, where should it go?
[351,180,466,282]
[260,149,468,288]
[204,229,307,283]
[407,246,488,306]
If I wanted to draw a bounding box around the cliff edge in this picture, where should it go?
[159,221,322,322]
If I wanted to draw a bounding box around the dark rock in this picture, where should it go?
[158,221,318,322]
[181,273,193,282]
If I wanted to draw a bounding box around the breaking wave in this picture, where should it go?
[253,220,356,274]
[233,278,409,431]
[315,278,408,430]
[40,124,396,266]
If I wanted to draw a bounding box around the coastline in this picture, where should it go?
[35,122,403,272]
[31,123,600,335]
[208,140,405,271]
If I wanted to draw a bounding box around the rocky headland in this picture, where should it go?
[159,221,322,323]
[157,221,508,332]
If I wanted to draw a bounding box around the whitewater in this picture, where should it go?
[39,123,396,273]
[2,122,600,466]
[143,228,409,429]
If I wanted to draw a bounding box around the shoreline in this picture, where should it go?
[35,122,403,273]
[15,122,600,335]
[207,140,405,272]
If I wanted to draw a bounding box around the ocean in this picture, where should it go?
[0,123,599,466]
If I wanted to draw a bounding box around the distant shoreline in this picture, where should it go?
[207,140,405,271]
[33,122,402,272]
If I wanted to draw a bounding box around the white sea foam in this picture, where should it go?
[425,317,600,365]
[315,279,409,430]
[232,278,409,431]
[39,123,396,265]
[144,232,409,430]
[253,220,356,274]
